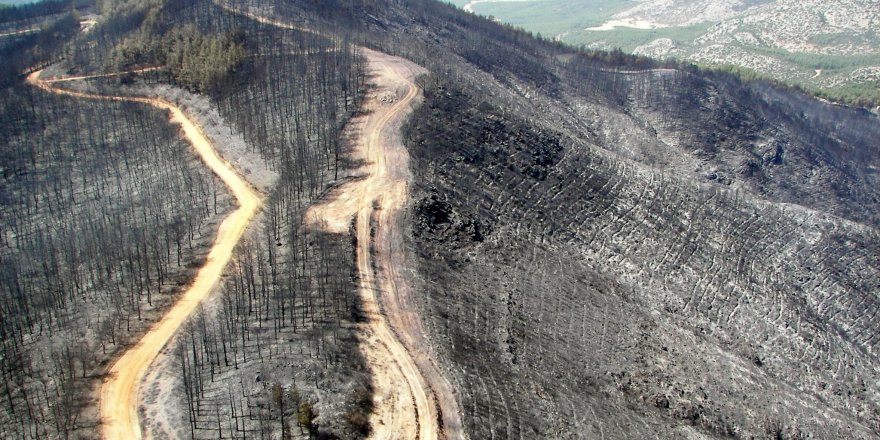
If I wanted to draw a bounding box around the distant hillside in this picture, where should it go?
[0,0,41,6]
[459,0,880,106]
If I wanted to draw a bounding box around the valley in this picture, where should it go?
[458,0,880,107]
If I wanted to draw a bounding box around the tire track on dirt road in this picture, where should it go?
[27,70,262,440]
[304,48,467,440]
[212,3,467,438]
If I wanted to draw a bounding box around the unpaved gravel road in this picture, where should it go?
[214,4,467,438]
[27,70,262,440]
[30,3,467,437]
[306,48,466,440]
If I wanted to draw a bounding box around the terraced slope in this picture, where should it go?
[345,1,880,435]
[405,74,880,438]
[7,0,877,438]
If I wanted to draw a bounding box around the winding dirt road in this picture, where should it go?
[211,4,467,438]
[26,70,262,440]
[305,48,466,440]
[29,3,466,437]
[306,50,431,439]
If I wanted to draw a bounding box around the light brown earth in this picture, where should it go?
[305,48,466,440]
[212,3,467,438]
[26,70,262,440]
[29,4,467,437]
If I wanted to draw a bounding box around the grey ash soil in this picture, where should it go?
[402,72,880,439]
[4,0,878,437]
[158,0,879,435]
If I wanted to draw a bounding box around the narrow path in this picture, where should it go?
[0,28,39,38]
[26,70,262,440]
[41,66,163,83]
[212,0,328,38]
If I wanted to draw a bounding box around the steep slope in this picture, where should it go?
[306,47,465,440]
[3,0,879,438]
[406,82,880,437]
[27,70,263,440]
[266,0,880,437]
[0,12,237,436]
[3,0,369,438]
